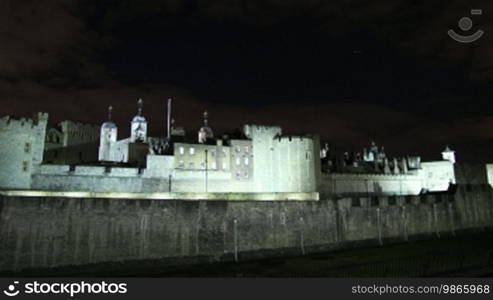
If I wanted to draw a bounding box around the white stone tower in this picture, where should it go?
[442,145,456,163]
[0,112,48,189]
[130,98,147,143]
[98,106,118,161]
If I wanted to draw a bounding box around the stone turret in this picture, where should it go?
[99,106,118,161]
[383,158,391,174]
[198,110,214,144]
[442,145,456,164]
[392,157,399,174]
[401,157,408,174]
[130,99,147,143]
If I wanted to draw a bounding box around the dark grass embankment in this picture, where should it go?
[3,231,493,277]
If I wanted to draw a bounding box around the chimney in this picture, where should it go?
[166,98,172,140]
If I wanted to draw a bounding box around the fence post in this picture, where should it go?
[300,217,305,255]
[377,208,383,246]
[433,204,440,238]
[233,218,238,262]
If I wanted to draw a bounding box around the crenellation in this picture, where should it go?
[244,124,282,139]
[0,116,37,131]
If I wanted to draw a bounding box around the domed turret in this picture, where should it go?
[130,98,147,143]
[99,106,118,161]
[101,111,117,130]
[442,145,456,163]
[198,110,214,143]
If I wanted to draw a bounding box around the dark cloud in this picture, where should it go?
[1,0,492,163]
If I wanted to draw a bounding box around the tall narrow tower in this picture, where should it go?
[98,106,118,161]
[442,145,456,163]
[166,98,172,141]
[130,98,147,143]
[198,110,214,143]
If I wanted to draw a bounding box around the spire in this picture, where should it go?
[401,157,408,174]
[166,98,172,140]
[383,158,391,174]
[137,98,143,116]
[198,109,214,143]
[392,158,399,174]
[203,110,209,126]
[108,105,113,121]
[130,98,147,143]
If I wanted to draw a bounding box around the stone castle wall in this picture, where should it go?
[1,184,491,273]
[0,111,450,196]
[45,120,100,164]
[59,120,99,147]
[319,161,456,196]
[320,172,424,196]
[457,163,488,184]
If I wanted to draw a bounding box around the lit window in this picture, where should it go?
[236,157,241,166]
[245,146,249,153]
[179,147,184,155]
[212,161,217,169]
[222,161,227,170]
[244,157,249,165]
[190,147,195,155]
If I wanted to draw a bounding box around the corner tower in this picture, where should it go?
[0,112,48,189]
[442,145,456,164]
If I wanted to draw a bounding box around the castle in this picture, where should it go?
[0,99,457,199]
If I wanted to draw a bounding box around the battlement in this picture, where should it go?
[33,112,49,124]
[60,120,100,133]
[276,135,316,144]
[0,113,47,132]
[323,170,420,179]
[58,120,100,145]
[243,124,282,139]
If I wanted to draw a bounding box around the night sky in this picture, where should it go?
[1,0,492,162]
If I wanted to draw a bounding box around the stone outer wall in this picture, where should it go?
[457,163,488,184]
[320,161,456,196]
[320,173,425,196]
[0,185,492,273]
